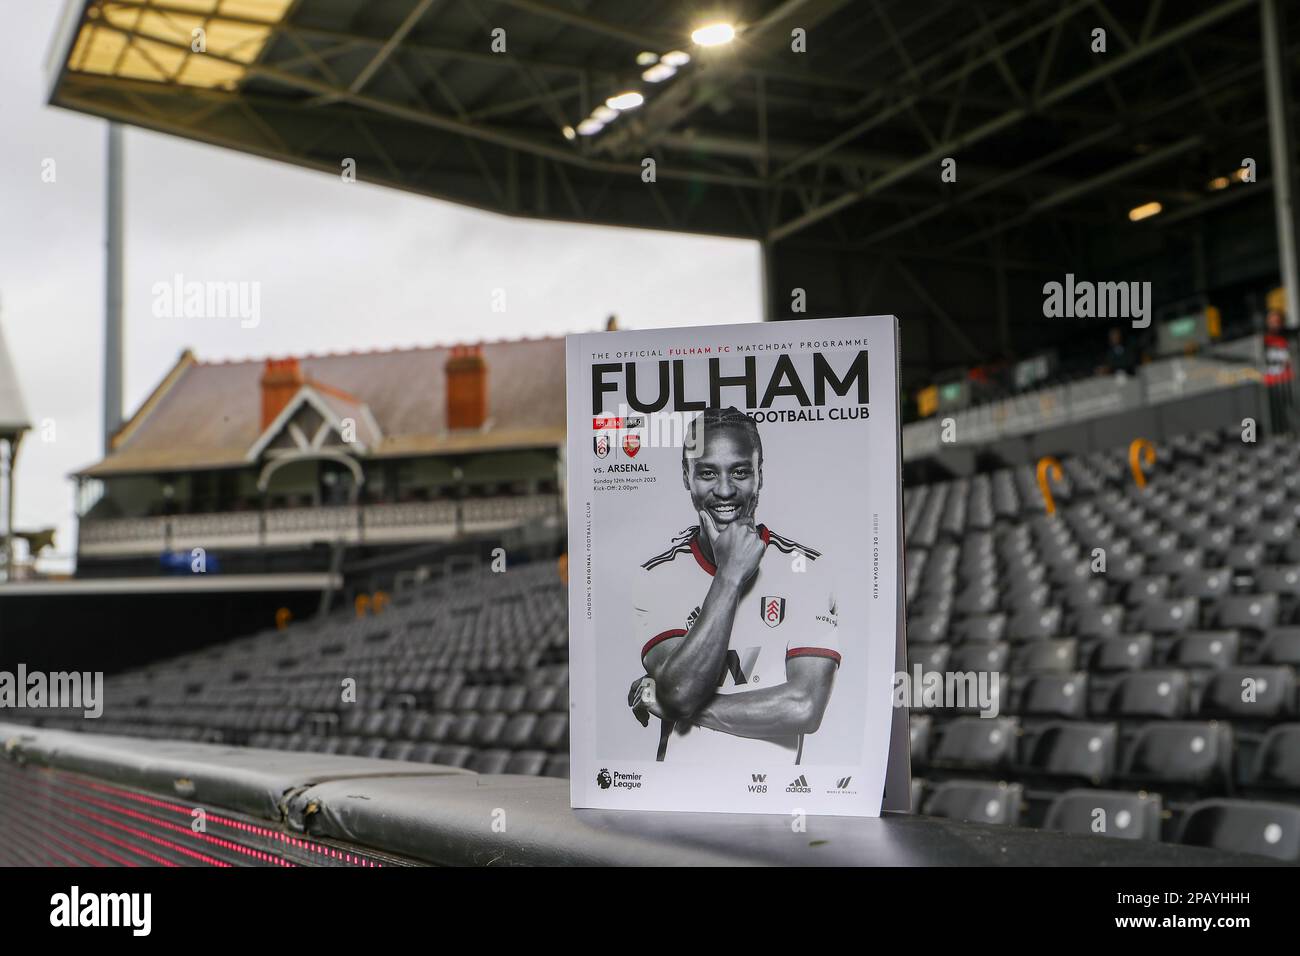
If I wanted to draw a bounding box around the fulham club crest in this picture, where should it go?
[762,596,786,628]
[622,433,641,457]
[593,434,611,459]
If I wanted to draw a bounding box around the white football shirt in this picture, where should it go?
[632,524,840,764]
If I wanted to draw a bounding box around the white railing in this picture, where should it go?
[78,496,560,556]
[901,336,1272,461]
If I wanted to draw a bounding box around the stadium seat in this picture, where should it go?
[922,780,1023,826]
[1173,568,1231,601]
[1019,721,1117,784]
[1089,634,1154,673]
[1199,667,1295,720]
[1247,724,1300,792]
[1119,721,1233,788]
[1177,799,1300,862]
[435,745,475,768]
[1258,627,1300,666]
[534,713,569,749]
[1074,604,1123,639]
[951,642,1009,673]
[504,750,549,776]
[1015,673,1087,719]
[1106,670,1190,719]
[473,712,508,747]
[423,713,455,742]
[1013,639,1076,674]
[468,749,512,774]
[543,754,570,778]
[909,644,950,674]
[1006,606,1062,642]
[1212,594,1280,634]
[1166,631,1239,671]
[1042,789,1162,841]
[500,713,539,749]
[930,717,1018,771]
[1134,598,1199,636]
[952,613,1006,644]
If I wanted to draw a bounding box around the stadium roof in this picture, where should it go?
[44,0,1300,375]
[0,318,31,439]
[79,337,565,477]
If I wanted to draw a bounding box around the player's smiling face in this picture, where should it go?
[683,426,761,525]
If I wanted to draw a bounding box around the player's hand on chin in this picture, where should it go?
[628,675,663,724]
[700,508,765,587]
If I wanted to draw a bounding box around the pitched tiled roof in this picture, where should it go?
[79,338,565,476]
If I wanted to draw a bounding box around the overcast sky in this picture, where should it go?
[1,4,760,573]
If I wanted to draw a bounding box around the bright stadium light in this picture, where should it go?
[577,118,605,136]
[1128,201,1162,222]
[561,125,576,141]
[691,22,736,46]
[593,105,619,122]
[661,50,691,66]
[636,51,659,65]
[642,63,677,83]
[1207,176,1230,191]
[606,91,644,111]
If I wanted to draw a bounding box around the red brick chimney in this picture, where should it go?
[445,345,487,430]
[260,357,304,430]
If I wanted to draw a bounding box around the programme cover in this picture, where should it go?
[566,315,907,817]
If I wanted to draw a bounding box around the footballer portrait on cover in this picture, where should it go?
[627,407,840,764]
[566,315,903,816]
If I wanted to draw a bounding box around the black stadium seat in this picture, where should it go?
[1089,635,1154,673]
[1167,631,1239,671]
[1258,627,1300,667]
[1177,799,1300,862]
[1014,639,1076,674]
[1119,721,1233,788]
[930,717,1018,771]
[1248,724,1300,793]
[1020,721,1117,784]
[1106,669,1189,720]
[1043,789,1162,841]
[923,780,1023,826]
[1199,667,1295,720]
[1015,673,1087,719]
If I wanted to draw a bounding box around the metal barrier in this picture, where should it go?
[0,723,1266,866]
[902,337,1271,462]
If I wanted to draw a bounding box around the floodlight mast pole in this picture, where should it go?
[104,123,124,454]
[1262,0,1300,329]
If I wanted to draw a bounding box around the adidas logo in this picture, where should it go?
[785,774,811,793]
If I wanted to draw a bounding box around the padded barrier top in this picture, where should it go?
[0,723,1270,866]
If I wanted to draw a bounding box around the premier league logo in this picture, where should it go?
[593,434,611,459]
[761,596,786,628]
[622,433,641,457]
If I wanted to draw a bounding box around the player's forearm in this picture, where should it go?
[691,683,821,738]
[652,576,742,717]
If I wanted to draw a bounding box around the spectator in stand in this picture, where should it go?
[1263,307,1295,434]
[1098,326,1137,375]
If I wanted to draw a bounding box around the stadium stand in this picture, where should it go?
[5,426,1300,862]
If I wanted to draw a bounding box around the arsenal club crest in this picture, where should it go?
[762,596,786,628]
[593,434,611,459]
[622,433,641,457]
